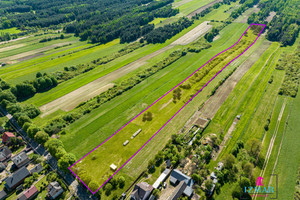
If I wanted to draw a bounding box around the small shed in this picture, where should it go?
[123,140,129,146]
[110,164,117,171]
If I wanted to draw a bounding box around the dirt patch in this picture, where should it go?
[159,98,173,111]
[265,11,276,22]
[213,35,220,41]
[0,35,32,46]
[187,0,223,19]
[171,21,212,45]
[40,83,115,116]
[0,44,26,53]
[0,42,73,62]
[18,53,44,61]
[40,22,211,116]
[158,178,177,200]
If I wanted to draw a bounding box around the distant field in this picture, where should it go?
[0,27,22,34]
[178,0,215,16]
[0,39,124,83]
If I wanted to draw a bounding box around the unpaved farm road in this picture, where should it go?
[40,21,212,116]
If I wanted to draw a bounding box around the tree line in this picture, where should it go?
[247,0,299,46]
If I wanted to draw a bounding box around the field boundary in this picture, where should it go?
[69,23,266,194]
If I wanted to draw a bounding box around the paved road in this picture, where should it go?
[0,106,98,200]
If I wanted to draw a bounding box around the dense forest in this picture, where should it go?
[247,0,299,46]
[0,0,180,44]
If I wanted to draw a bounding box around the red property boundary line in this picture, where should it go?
[69,23,266,194]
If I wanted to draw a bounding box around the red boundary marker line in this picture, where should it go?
[69,23,266,194]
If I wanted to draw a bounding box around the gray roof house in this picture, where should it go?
[47,181,64,199]
[12,152,30,168]
[0,190,7,200]
[169,169,194,198]
[0,146,12,162]
[131,182,154,200]
[30,163,43,174]
[5,167,30,190]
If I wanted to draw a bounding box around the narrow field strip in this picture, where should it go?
[69,24,265,194]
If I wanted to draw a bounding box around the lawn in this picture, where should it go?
[70,25,261,191]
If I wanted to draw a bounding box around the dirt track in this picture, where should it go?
[187,0,223,19]
[0,44,26,53]
[40,21,211,116]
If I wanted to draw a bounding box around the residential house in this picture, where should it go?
[47,181,64,199]
[169,169,194,198]
[2,132,15,144]
[12,152,30,168]
[168,181,187,200]
[0,190,7,200]
[0,162,6,172]
[30,163,43,174]
[131,182,154,200]
[4,167,30,190]
[0,146,12,162]
[17,185,38,200]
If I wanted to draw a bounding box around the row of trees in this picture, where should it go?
[230,0,260,19]
[247,0,299,46]
[144,17,193,44]
[277,45,300,97]
[9,72,58,100]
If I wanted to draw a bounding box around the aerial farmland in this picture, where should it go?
[0,0,299,199]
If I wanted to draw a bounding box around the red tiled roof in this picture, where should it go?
[2,132,15,143]
[24,185,38,198]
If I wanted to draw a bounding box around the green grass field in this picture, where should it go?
[0,27,22,34]
[178,0,215,16]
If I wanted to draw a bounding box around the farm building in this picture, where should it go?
[169,169,194,198]
[110,164,117,171]
[123,140,129,146]
[153,169,171,189]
